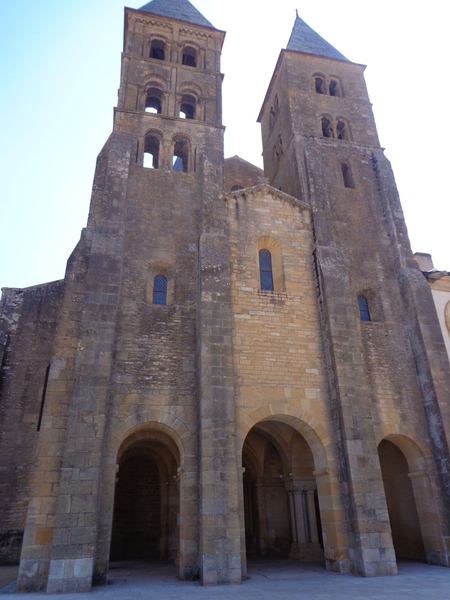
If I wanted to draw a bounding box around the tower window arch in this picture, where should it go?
[153,275,168,305]
[182,46,197,67]
[150,39,166,60]
[172,136,190,173]
[179,94,196,120]
[143,134,160,169]
[259,249,274,292]
[358,295,371,322]
[145,87,163,114]
[329,79,342,97]
[321,116,334,138]
[315,76,327,94]
[336,119,351,141]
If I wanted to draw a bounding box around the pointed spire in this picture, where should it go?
[139,0,215,29]
[287,14,349,62]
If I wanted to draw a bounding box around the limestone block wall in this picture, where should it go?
[224,186,348,569]
[0,281,64,564]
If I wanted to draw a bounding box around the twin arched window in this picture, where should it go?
[314,75,343,97]
[142,134,191,172]
[149,40,200,68]
[321,116,351,141]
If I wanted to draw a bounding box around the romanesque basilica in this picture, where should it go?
[1,0,450,593]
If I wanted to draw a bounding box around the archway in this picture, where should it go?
[242,421,324,563]
[378,439,426,561]
[110,431,181,564]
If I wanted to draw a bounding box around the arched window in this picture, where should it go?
[336,119,350,141]
[153,275,167,305]
[259,249,274,291]
[143,135,160,169]
[150,39,165,60]
[341,162,354,188]
[179,94,196,120]
[182,46,197,67]
[321,117,334,138]
[315,76,327,94]
[231,185,244,192]
[329,79,342,97]
[145,87,163,114]
[358,295,371,322]
[172,137,189,172]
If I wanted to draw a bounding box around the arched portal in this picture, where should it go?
[242,421,324,562]
[378,439,426,561]
[110,431,181,564]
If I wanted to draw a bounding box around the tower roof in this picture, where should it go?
[139,0,214,28]
[287,14,349,62]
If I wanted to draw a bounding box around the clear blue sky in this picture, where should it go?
[1,0,448,290]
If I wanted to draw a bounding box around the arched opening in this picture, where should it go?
[315,76,327,94]
[145,88,163,114]
[242,421,324,566]
[179,94,196,120]
[143,134,160,169]
[329,79,342,97]
[336,119,350,141]
[172,136,189,172]
[150,39,165,61]
[378,440,426,561]
[321,117,334,138]
[110,431,180,565]
[182,46,197,67]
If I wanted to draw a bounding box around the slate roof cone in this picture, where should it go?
[287,13,349,61]
[139,0,215,28]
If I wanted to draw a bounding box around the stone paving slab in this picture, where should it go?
[1,560,449,598]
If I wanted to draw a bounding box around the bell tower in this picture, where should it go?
[16,0,232,593]
[258,15,450,576]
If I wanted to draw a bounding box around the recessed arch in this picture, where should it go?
[236,405,330,471]
[240,412,331,567]
[150,38,166,61]
[321,115,334,138]
[181,45,197,67]
[314,74,327,94]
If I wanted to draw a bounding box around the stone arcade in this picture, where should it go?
[1,0,450,593]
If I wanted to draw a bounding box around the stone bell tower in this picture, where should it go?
[16,0,239,592]
[258,15,450,575]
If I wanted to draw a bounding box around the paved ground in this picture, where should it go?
[1,559,449,598]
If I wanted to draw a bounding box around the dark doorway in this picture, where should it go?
[379,440,426,561]
[110,438,180,563]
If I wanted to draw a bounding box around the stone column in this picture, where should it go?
[287,481,323,561]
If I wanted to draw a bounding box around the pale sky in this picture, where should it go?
[1,0,448,290]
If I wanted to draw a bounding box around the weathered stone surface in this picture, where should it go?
[1,2,450,594]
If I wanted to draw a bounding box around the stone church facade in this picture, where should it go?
[1,0,450,593]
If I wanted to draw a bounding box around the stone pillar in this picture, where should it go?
[197,232,241,585]
[306,489,319,544]
[287,481,323,561]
